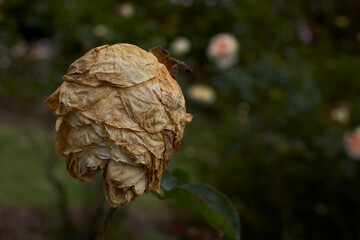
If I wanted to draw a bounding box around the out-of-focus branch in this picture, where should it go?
[96,207,118,240]
[44,148,74,239]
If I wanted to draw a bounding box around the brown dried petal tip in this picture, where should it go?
[44,43,192,207]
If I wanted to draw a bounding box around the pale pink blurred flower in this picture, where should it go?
[93,24,109,37]
[117,3,134,18]
[188,84,216,104]
[170,36,191,55]
[295,19,313,44]
[10,40,28,58]
[344,127,360,160]
[207,33,239,69]
[29,38,54,60]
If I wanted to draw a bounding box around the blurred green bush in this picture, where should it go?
[1,0,360,239]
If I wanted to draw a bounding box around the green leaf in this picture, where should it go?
[160,170,178,191]
[164,183,240,240]
[171,168,190,186]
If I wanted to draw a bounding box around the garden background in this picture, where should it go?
[1,0,360,239]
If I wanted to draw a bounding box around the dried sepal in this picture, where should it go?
[149,46,192,79]
[44,43,192,207]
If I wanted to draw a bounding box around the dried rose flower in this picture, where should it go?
[45,44,192,207]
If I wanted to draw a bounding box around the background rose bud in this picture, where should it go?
[45,43,192,207]
[188,84,216,104]
[330,105,350,124]
[116,3,134,18]
[170,36,191,55]
[344,127,360,160]
[206,33,239,70]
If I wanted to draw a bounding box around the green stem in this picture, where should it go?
[96,207,117,240]
[151,190,167,200]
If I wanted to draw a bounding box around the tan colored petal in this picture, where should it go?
[105,125,164,159]
[161,129,176,161]
[59,81,113,112]
[63,45,109,87]
[44,86,60,111]
[106,160,146,188]
[64,111,92,128]
[56,120,103,156]
[64,44,158,88]
[80,89,143,131]
[118,78,170,133]
[45,43,192,208]
[110,144,136,165]
[103,160,148,206]
[133,173,148,195]
[66,149,108,183]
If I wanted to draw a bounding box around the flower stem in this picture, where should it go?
[96,207,117,240]
[151,190,167,200]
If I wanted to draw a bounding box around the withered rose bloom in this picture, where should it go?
[45,44,192,207]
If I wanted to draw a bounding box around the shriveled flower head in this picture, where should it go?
[207,33,239,70]
[44,44,192,207]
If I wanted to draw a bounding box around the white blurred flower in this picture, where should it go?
[330,105,350,124]
[344,127,360,160]
[93,24,109,37]
[295,19,313,44]
[170,36,191,55]
[207,33,239,69]
[29,38,54,60]
[117,3,134,18]
[10,40,28,58]
[188,84,216,104]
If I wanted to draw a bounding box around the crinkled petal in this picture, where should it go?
[118,78,170,133]
[64,44,158,88]
[46,43,192,208]
[80,89,143,131]
[66,150,107,183]
[105,125,164,159]
[59,81,113,112]
[56,121,103,155]
[103,160,148,207]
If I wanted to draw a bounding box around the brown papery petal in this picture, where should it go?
[45,43,192,207]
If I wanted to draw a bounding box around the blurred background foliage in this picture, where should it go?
[1,0,360,239]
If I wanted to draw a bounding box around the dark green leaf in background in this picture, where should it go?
[171,168,190,186]
[160,170,240,240]
[160,170,178,191]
